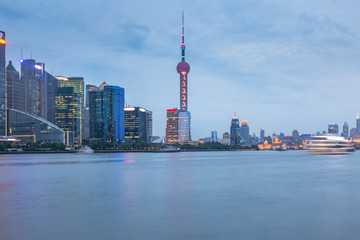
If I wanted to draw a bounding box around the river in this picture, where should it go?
[0,151,359,240]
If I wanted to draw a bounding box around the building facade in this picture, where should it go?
[7,108,65,144]
[230,114,241,146]
[6,61,25,112]
[240,120,250,145]
[166,109,179,144]
[85,84,98,139]
[89,84,125,143]
[0,31,6,136]
[124,107,152,143]
[55,77,84,146]
[342,121,349,138]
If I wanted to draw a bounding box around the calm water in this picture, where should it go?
[0,151,360,240]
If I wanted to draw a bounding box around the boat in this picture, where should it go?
[77,146,94,153]
[305,135,355,155]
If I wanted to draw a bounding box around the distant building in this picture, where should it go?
[211,130,217,142]
[6,61,25,112]
[124,107,152,143]
[0,31,6,136]
[260,128,265,143]
[230,113,241,146]
[223,132,230,139]
[328,124,338,134]
[342,122,349,138]
[292,130,300,146]
[240,120,250,145]
[165,109,179,144]
[89,83,125,143]
[55,77,84,146]
[357,113,360,132]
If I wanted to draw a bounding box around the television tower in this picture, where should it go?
[176,11,190,111]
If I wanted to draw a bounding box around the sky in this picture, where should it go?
[1,0,360,139]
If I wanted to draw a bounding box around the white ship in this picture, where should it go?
[305,135,355,155]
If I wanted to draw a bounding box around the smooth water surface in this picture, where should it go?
[0,151,360,240]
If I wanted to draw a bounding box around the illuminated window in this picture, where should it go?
[182,102,186,107]
[182,95,186,100]
[182,81,186,87]
[182,88,186,93]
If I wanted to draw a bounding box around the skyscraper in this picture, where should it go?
[176,12,191,142]
[0,31,6,136]
[260,128,265,143]
[357,113,360,132]
[85,84,99,139]
[89,83,125,143]
[230,113,241,146]
[342,121,349,138]
[211,130,217,142]
[166,109,179,144]
[124,107,152,143]
[6,61,25,112]
[21,58,58,122]
[46,72,58,123]
[55,76,84,146]
[240,120,250,145]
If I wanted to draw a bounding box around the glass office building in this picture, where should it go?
[178,111,191,143]
[55,77,84,146]
[124,107,152,143]
[89,84,125,143]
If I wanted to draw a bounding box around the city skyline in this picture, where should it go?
[2,1,360,139]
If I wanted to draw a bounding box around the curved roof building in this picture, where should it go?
[7,108,66,144]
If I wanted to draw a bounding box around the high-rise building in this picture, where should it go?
[46,72,58,123]
[342,122,349,138]
[292,130,300,146]
[166,109,179,144]
[328,124,338,134]
[89,83,125,143]
[0,31,6,136]
[211,130,217,142]
[230,113,241,146]
[260,128,265,143]
[21,58,58,122]
[55,76,84,146]
[6,61,25,112]
[85,84,98,139]
[175,12,191,143]
[240,120,250,145]
[124,107,152,143]
[178,111,191,143]
[223,132,230,139]
[357,113,360,132]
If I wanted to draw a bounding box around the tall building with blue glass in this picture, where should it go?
[89,82,124,143]
[0,31,6,136]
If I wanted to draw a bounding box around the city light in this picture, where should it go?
[34,65,42,70]
[0,39,5,44]
[125,107,135,111]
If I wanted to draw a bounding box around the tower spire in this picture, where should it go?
[181,11,186,62]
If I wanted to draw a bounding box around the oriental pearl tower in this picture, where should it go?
[176,11,191,143]
[177,11,190,112]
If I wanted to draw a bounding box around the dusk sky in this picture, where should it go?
[1,0,360,139]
